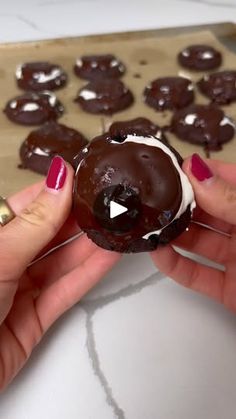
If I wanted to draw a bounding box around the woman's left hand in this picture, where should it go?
[0,157,121,391]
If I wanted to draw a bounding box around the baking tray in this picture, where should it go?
[0,21,236,197]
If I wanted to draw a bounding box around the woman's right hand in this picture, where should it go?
[151,154,236,312]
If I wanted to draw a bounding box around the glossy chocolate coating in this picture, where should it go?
[75,79,134,115]
[73,134,188,253]
[171,104,235,151]
[20,121,88,175]
[144,77,194,111]
[197,71,236,105]
[74,54,125,80]
[4,92,64,125]
[16,62,67,91]
[178,45,222,71]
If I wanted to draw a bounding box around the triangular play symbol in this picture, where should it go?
[110,200,128,219]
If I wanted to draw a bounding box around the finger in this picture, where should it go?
[7,181,80,256]
[206,159,236,185]
[35,249,121,332]
[192,205,234,236]
[29,234,98,286]
[183,154,236,226]
[151,246,225,303]
[35,213,80,258]
[173,222,230,264]
[7,181,44,215]
[0,157,74,281]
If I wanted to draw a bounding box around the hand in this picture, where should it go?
[151,154,236,312]
[0,157,121,391]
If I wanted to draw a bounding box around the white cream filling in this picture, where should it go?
[42,91,57,106]
[22,103,40,112]
[10,100,17,109]
[184,113,197,125]
[33,147,49,156]
[182,50,190,57]
[79,89,97,100]
[76,58,83,67]
[16,64,23,79]
[15,65,62,83]
[201,51,214,59]
[33,68,62,83]
[110,59,119,67]
[111,135,196,239]
[220,116,235,129]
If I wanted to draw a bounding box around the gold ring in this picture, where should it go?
[0,196,15,226]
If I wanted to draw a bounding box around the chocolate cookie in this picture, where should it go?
[73,134,195,253]
[4,92,64,125]
[75,79,134,115]
[170,104,235,151]
[16,62,67,91]
[197,71,236,105]
[74,54,125,80]
[178,45,222,71]
[19,121,88,175]
[109,117,168,143]
[144,77,194,111]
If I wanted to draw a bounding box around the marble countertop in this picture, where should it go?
[1,1,236,419]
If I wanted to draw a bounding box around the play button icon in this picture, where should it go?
[110,201,128,219]
[94,184,141,233]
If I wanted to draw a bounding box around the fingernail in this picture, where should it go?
[190,153,213,182]
[46,156,67,191]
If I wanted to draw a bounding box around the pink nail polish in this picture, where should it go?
[191,153,213,182]
[46,156,67,190]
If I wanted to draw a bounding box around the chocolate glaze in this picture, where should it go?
[144,77,194,111]
[16,62,67,91]
[170,104,235,151]
[109,117,168,143]
[73,134,191,253]
[197,71,236,105]
[75,79,134,115]
[74,54,125,80]
[178,45,222,71]
[20,121,88,175]
[4,92,64,125]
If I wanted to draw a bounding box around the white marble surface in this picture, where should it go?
[0,0,236,43]
[1,1,236,419]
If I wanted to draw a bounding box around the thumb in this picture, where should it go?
[0,156,74,280]
[183,153,236,225]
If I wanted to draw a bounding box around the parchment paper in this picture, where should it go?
[0,28,236,196]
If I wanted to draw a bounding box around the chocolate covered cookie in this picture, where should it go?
[178,45,222,71]
[4,92,64,125]
[74,54,125,80]
[19,121,88,175]
[75,79,134,115]
[170,104,235,151]
[16,62,67,91]
[197,71,236,105]
[144,77,194,111]
[73,134,195,253]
